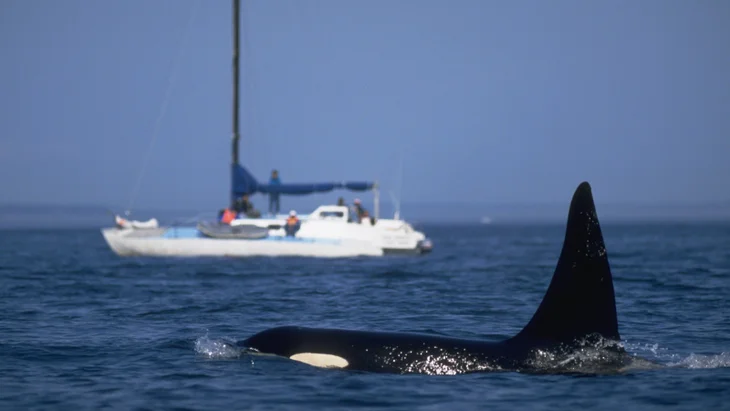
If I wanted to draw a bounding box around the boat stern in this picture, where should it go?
[417,238,434,254]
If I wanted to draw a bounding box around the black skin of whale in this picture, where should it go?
[239,182,628,374]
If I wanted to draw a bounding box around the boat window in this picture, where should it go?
[319,211,344,219]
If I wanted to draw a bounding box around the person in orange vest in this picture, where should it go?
[219,208,237,224]
[284,210,301,236]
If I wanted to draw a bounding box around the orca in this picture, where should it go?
[238,182,633,374]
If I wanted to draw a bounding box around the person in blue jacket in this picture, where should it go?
[269,169,281,215]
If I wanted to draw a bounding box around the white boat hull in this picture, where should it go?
[101,228,385,258]
[101,205,432,258]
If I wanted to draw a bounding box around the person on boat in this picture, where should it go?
[268,169,281,216]
[353,198,368,223]
[232,194,261,218]
[284,210,301,237]
[219,208,237,224]
[337,197,346,206]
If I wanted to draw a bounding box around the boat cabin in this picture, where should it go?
[307,205,351,223]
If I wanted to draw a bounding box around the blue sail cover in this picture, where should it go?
[231,164,375,198]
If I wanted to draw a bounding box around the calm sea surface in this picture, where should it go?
[1,222,729,410]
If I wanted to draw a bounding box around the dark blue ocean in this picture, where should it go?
[1,222,729,410]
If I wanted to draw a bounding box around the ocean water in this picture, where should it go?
[1,222,729,410]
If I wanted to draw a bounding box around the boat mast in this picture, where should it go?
[231,0,241,202]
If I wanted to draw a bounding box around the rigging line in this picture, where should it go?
[125,0,201,215]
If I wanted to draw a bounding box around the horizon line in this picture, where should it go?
[1,199,729,210]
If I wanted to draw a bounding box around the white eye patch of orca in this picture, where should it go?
[289,353,349,368]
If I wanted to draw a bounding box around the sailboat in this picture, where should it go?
[101,0,433,258]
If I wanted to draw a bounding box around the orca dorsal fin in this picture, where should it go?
[513,182,620,345]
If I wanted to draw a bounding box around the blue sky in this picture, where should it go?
[1,0,728,214]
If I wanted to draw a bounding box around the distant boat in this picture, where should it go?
[101,0,432,258]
